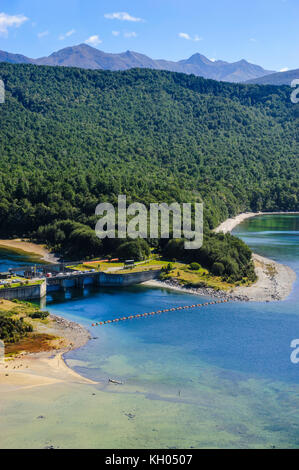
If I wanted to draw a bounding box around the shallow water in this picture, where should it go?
[0,215,299,449]
[0,247,42,272]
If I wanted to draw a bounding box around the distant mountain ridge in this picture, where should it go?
[0,44,275,83]
[245,68,299,85]
[0,50,34,65]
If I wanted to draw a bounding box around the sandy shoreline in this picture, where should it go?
[0,314,96,392]
[214,211,299,234]
[144,252,296,302]
[0,239,59,264]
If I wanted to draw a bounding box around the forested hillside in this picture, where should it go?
[0,63,298,277]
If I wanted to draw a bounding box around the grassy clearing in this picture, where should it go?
[67,261,123,271]
[0,277,43,289]
[0,299,54,355]
[113,259,169,274]
[68,256,253,289]
[161,265,252,291]
[68,259,169,273]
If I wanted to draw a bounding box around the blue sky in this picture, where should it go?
[0,0,298,71]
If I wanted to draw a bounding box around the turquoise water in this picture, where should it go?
[47,214,299,385]
[233,214,299,270]
[1,214,299,448]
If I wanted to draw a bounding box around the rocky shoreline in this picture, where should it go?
[144,278,251,302]
[47,314,91,353]
[144,253,296,302]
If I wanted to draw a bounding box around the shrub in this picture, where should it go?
[28,311,49,320]
[211,262,225,275]
[116,239,150,261]
[0,316,33,343]
[189,262,200,271]
[161,262,174,274]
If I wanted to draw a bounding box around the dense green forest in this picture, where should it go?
[0,63,298,280]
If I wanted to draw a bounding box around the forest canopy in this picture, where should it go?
[0,63,298,279]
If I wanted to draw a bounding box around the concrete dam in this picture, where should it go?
[0,267,162,300]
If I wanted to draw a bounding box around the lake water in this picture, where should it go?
[0,214,298,449]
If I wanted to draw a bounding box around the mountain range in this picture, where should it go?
[0,43,275,83]
[245,68,299,85]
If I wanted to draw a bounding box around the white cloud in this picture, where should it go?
[85,35,102,46]
[59,29,76,40]
[104,12,143,22]
[179,32,191,40]
[280,67,289,72]
[179,32,202,42]
[210,58,216,62]
[250,38,257,42]
[0,12,28,36]
[124,31,137,38]
[38,30,49,38]
[112,30,120,36]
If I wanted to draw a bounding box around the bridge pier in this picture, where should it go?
[74,277,85,289]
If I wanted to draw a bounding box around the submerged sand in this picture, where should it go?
[0,239,59,263]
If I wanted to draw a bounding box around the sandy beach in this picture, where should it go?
[0,313,96,392]
[214,211,299,234]
[214,212,259,234]
[0,239,59,263]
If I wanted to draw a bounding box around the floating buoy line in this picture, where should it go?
[91,299,229,327]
